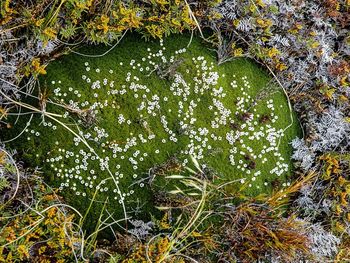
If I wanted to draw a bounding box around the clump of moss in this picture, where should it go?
[1,34,300,233]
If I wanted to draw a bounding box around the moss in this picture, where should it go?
[1,33,301,235]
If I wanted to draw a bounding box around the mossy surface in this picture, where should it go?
[1,33,301,233]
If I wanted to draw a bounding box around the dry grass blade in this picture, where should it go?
[267,171,317,208]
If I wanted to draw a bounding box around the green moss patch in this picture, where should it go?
[2,34,300,232]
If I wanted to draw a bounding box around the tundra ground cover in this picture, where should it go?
[1,34,300,232]
[1,0,349,261]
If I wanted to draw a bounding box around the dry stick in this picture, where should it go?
[184,0,205,40]
[56,37,85,46]
[105,209,127,234]
[0,23,29,35]
[156,199,201,210]
[62,222,80,263]
[70,130,128,227]
[103,210,118,240]
[86,216,127,242]
[0,38,21,42]
[187,29,195,48]
[67,221,89,262]
[0,79,129,226]
[69,29,128,58]
[0,80,63,118]
[2,114,34,143]
[10,84,77,112]
[14,100,23,125]
[22,198,84,224]
[146,65,158,77]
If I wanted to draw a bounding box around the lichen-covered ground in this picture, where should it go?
[1,34,300,232]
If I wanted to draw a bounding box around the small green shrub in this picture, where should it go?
[0,179,80,263]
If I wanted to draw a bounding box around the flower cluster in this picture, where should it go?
[22,39,294,206]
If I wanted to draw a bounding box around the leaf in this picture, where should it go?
[75,1,88,10]
[6,251,12,262]
[340,192,348,206]
[43,27,57,39]
[326,165,333,177]
[276,63,288,71]
[335,222,346,232]
[17,245,29,260]
[145,24,164,39]
[60,23,77,39]
[35,18,45,27]
[338,176,347,186]
[0,150,6,165]
[233,48,244,57]
[156,0,169,5]
[0,177,10,192]
[340,76,349,87]
[31,58,47,75]
[320,86,335,100]
[267,47,280,58]
[191,231,202,237]
[2,0,12,14]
